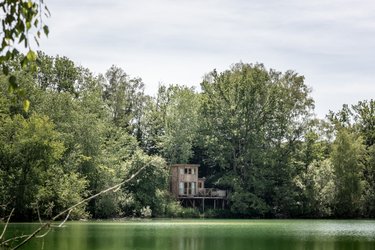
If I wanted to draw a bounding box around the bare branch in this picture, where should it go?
[36,204,43,225]
[1,235,30,245]
[58,209,71,228]
[0,208,14,240]
[35,227,51,238]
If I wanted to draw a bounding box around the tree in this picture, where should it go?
[329,100,375,217]
[0,53,176,221]
[36,52,79,94]
[331,129,365,217]
[295,159,335,217]
[159,85,200,164]
[103,65,146,137]
[137,94,165,155]
[124,151,169,217]
[0,114,87,220]
[200,63,314,217]
[352,100,375,147]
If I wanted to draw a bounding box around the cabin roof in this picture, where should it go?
[170,164,200,168]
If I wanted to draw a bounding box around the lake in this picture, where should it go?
[3,220,375,250]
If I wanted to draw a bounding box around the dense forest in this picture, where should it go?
[1,52,374,220]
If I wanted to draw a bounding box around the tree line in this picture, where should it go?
[0,52,374,220]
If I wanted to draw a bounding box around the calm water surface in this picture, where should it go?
[4,220,375,250]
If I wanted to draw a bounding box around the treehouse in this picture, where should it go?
[170,164,227,210]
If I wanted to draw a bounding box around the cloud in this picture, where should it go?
[41,0,375,118]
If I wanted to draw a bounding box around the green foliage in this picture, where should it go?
[124,151,169,217]
[159,85,200,163]
[93,127,140,218]
[0,55,171,221]
[352,100,375,147]
[35,169,88,219]
[140,206,152,218]
[1,53,375,220]
[295,159,335,217]
[137,95,164,155]
[0,113,87,220]
[200,63,314,217]
[36,52,79,94]
[362,145,375,217]
[331,100,375,217]
[0,0,50,103]
[103,65,146,135]
[331,129,365,217]
[164,201,184,217]
[230,191,269,217]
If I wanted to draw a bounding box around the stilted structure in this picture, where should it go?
[170,164,227,211]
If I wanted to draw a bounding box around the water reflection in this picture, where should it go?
[4,220,375,250]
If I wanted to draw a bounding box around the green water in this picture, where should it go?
[3,220,375,250]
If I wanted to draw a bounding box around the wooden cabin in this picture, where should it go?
[170,164,227,210]
[170,164,200,197]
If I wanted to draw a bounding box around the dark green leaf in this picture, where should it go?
[34,36,39,46]
[9,75,17,86]
[21,56,28,68]
[5,51,12,60]
[19,33,26,43]
[43,25,49,36]
[3,65,9,75]
[8,75,18,93]
[35,57,42,66]
[34,18,39,27]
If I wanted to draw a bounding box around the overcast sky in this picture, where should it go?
[40,0,375,118]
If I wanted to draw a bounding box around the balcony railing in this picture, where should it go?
[179,188,226,198]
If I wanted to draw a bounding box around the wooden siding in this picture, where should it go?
[170,164,199,197]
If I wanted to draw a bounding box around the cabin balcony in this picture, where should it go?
[178,188,227,198]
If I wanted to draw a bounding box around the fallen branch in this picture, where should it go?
[0,208,14,241]
[36,204,43,225]
[58,209,71,228]
[1,235,29,246]
[35,228,51,239]
[1,165,147,250]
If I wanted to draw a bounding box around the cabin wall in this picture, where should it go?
[170,166,179,198]
[170,164,200,197]
[179,170,198,182]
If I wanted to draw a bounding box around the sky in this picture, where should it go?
[39,0,375,118]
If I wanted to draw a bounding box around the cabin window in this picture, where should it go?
[183,182,196,195]
[191,168,195,175]
[184,168,192,174]
[179,168,184,175]
[198,182,202,189]
[191,182,196,195]
[179,182,184,195]
[184,182,189,195]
